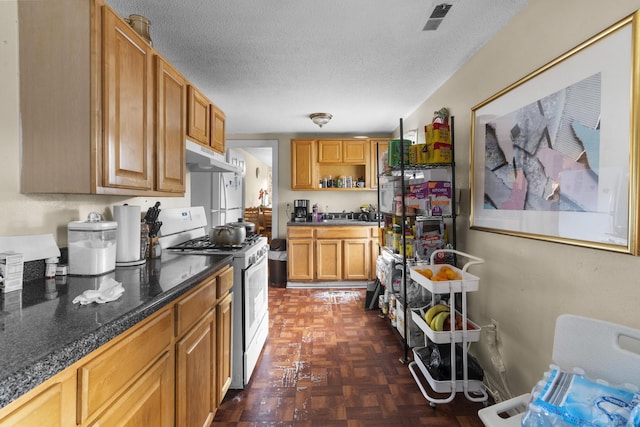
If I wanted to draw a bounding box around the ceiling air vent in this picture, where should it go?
[423,3,452,31]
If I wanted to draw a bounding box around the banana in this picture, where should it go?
[432,311,450,332]
[424,304,449,327]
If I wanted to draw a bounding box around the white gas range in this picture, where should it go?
[157,206,269,389]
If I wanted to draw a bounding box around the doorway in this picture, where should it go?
[227,139,278,239]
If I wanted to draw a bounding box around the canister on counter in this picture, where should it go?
[67,212,117,276]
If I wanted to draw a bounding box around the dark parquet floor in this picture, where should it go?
[212,287,488,426]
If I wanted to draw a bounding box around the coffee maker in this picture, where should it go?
[293,199,309,222]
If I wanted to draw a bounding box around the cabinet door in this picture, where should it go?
[370,139,390,189]
[89,351,173,427]
[291,139,316,189]
[316,239,342,281]
[317,140,342,163]
[210,104,226,154]
[176,310,216,427]
[155,55,186,193]
[102,6,154,190]
[187,85,211,145]
[288,238,314,280]
[343,239,370,280]
[0,371,76,427]
[216,292,233,405]
[343,140,367,164]
[78,309,172,423]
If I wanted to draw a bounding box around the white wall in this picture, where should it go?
[400,0,640,399]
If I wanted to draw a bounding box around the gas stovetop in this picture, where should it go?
[168,233,262,252]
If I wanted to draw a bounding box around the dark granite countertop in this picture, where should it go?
[0,252,232,409]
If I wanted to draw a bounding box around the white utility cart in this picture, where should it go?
[408,249,489,406]
[478,314,640,426]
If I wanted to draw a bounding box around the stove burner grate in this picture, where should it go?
[168,233,261,251]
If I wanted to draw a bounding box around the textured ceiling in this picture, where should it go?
[105,0,531,135]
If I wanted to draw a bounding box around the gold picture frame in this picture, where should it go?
[470,10,640,254]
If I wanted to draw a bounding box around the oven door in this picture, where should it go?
[243,252,268,349]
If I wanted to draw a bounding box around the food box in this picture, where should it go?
[0,252,24,293]
[411,307,481,344]
[424,123,450,145]
[427,181,452,216]
[388,139,411,166]
[410,264,480,293]
[409,144,419,165]
[413,220,445,261]
[429,142,452,164]
[425,123,452,164]
[405,182,429,211]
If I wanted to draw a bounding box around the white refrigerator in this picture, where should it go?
[191,171,244,232]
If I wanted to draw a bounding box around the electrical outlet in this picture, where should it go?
[490,318,500,338]
[286,203,291,209]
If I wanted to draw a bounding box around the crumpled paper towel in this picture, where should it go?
[72,278,125,305]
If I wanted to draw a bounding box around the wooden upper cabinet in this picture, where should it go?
[187,85,211,146]
[155,55,186,193]
[102,6,154,191]
[210,103,226,154]
[318,140,368,164]
[343,140,368,164]
[291,139,316,189]
[317,140,342,163]
[19,0,185,196]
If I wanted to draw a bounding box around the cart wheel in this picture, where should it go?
[429,402,436,409]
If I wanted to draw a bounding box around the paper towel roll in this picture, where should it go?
[114,205,141,263]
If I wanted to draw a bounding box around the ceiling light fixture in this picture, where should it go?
[310,113,333,128]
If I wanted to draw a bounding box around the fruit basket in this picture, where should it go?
[411,307,480,344]
[410,264,480,293]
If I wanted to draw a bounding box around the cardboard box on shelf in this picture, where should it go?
[425,123,452,164]
[414,220,445,261]
[427,181,452,216]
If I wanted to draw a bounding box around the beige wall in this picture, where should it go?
[400,0,640,399]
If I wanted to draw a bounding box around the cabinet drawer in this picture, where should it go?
[288,227,314,239]
[78,308,172,422]
[216,265,234,299]
[175,275,217,337]
[315,227,369,239]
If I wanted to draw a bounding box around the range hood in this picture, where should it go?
[186,140,242,173]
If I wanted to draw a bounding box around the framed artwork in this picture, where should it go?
[470,11,640,254]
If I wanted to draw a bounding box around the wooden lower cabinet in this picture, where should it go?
[0,265,234,427]
[287,227,315,281]
[176,311,216,427]
[88,352,173,427]
[78,308,173,424]
[316,239,342,280]
[0,369,76,427]
[343,239,370,280]
[288,226,376,282]
[216,292,233,405]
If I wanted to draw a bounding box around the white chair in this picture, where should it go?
[478,314,640,426]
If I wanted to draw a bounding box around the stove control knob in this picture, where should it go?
[249,254,256,264]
